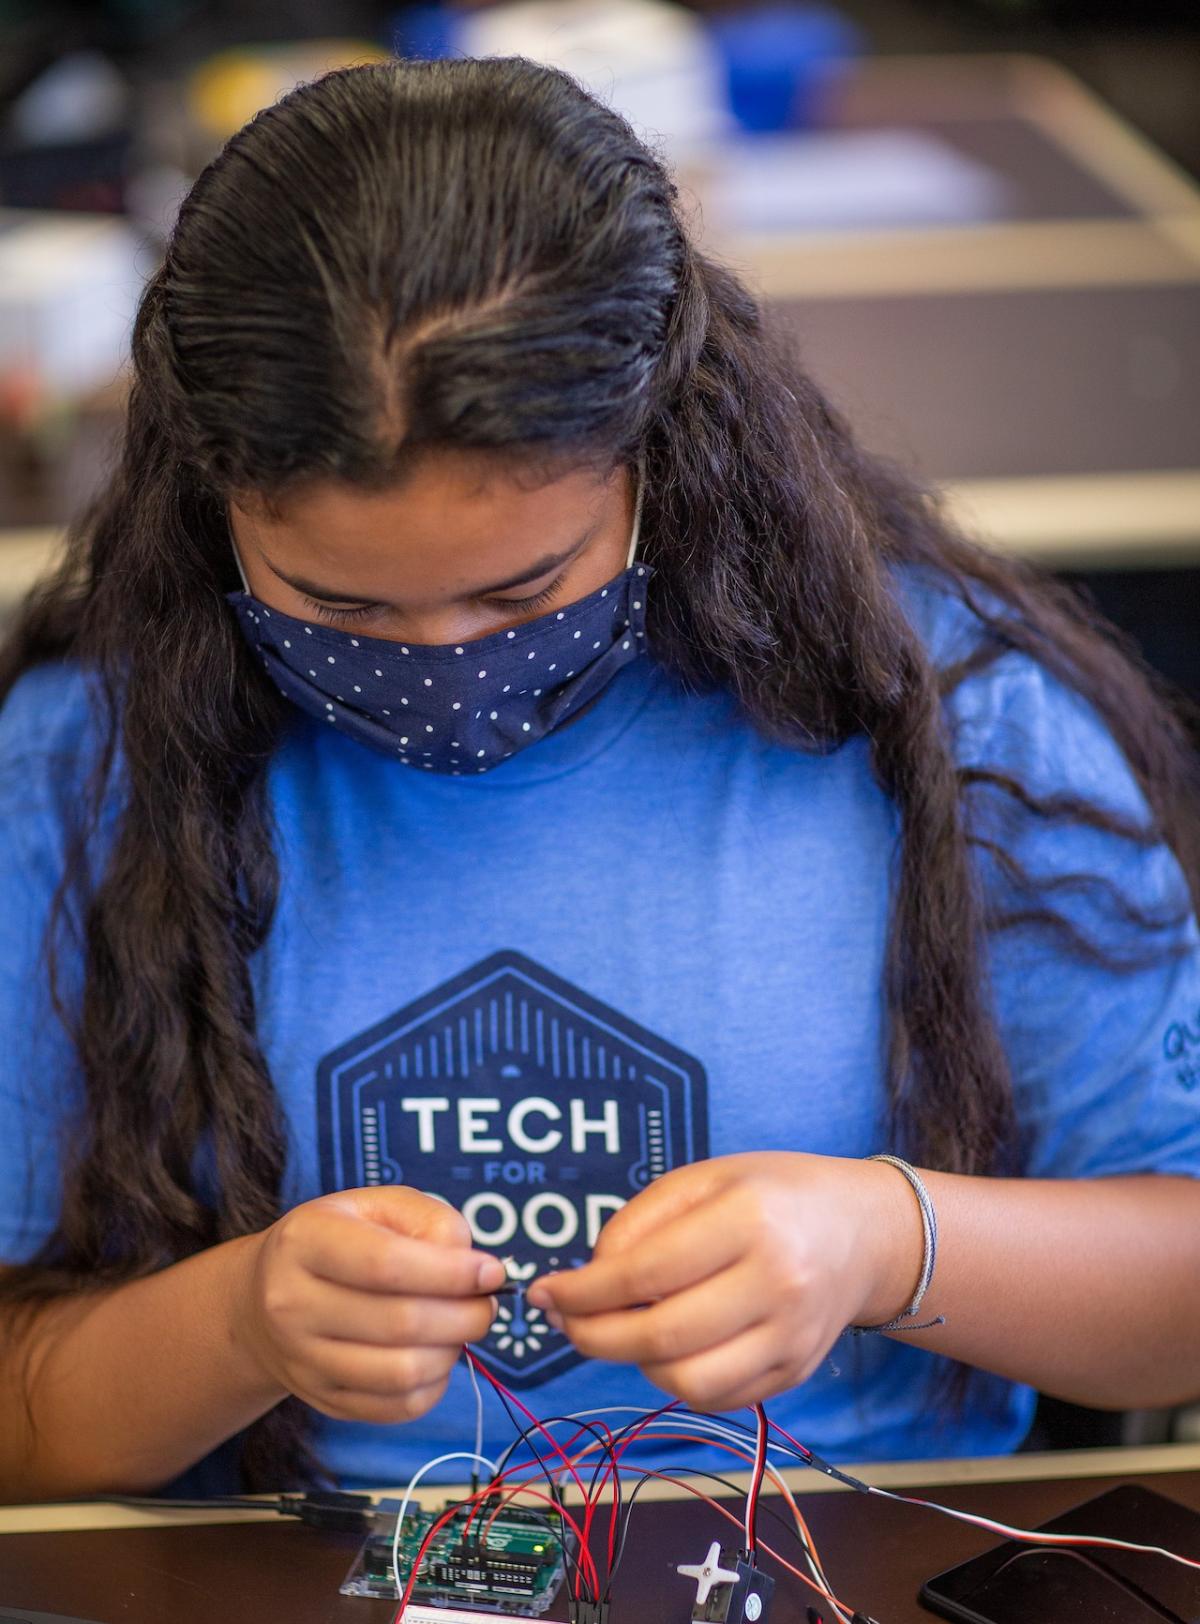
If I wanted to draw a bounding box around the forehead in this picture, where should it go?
[228,451,618,596]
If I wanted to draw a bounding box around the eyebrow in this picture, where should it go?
[257,527,597,605]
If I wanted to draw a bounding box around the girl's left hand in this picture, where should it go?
[526,1152,923,1411]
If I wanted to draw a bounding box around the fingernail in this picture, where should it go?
[476,1256,507,1291]
[526,1280,554,1309]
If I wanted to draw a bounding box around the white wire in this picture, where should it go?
[390,1450,498,1603]
[619,1421,850,1621]
[868,1482,1200,1573]
[607,1424,850,1621]
[746,1406,767,1551]
[535,1406,852,1622]
[466,1353,485,1469]
[483,1398,1200,1620]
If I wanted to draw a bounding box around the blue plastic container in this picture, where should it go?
[709,4,862,133]
[388,4,458,60]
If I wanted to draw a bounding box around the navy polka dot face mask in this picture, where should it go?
[226,474,649,774]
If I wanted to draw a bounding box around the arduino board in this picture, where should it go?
[340,1499,569,1616]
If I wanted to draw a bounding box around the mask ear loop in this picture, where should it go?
[625,456,646,570]
[227,517,253,594]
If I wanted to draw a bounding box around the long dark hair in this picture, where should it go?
[2,56,1197,1490]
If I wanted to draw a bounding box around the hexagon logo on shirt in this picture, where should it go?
[316,949,709,1388]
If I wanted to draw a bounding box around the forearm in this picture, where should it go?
[0,1233,285,1501]
[867,1167,1200,1409]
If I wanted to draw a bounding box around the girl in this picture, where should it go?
[2,55,1199,1503]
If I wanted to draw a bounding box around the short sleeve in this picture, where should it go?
[0,665,95,1263]
[946,638,1200,1181]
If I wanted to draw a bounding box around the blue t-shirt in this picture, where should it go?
[2,565,1199,1493]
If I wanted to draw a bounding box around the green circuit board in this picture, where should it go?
[340,1499,568,1616]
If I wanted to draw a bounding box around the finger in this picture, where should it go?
[306,1279,498,1347]
[326,1186,475,1249]
[656,1361,799,1417]
[531,1189,747,1315]
[310,1375,452,1427]
[641,1322,799,1413]
[310,1339,458,1398]
[302,1210,502,1296]
[588,1161,728,1253]
[559,1261,765,1365]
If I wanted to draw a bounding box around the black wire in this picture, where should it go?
[482,1402,833,1606]
[487,1408,630,1597]
[490,1413,621,1495]
[573,1404,778,1581]
[477,1376,598,1603]
[491,1404,799,1479]
[606,1462,819,1595]
[580,1421,624,1595]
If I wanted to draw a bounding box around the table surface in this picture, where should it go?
[3,1444,1200,1624]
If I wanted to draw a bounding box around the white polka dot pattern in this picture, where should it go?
[225,559,652,774]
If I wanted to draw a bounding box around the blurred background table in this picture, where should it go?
[714,54,1200,560]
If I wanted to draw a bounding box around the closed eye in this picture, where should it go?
[300,568,570,626]
[484,572,568,613]
[300,596,382,625]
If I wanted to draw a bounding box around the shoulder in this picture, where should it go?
[890,560,1153,826]
[0,660,109,869]
[0,659,103,777]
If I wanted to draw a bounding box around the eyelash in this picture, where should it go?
[302,597,380,625]
[493,573,567,613]
[300,571,568,626]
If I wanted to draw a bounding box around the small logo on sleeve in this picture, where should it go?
[1163,1004,1200,1092]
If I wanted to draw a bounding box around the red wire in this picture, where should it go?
[458,1417,601,1547]
[463,1352,607,1600]
[574,1419,620,1597]
[465,1350,596,1507]
[389,1478,598,1624]
[878,1487,1200,1569]
[627,1467,855,1616]
[764,1415,815,1460]
[612,1399,682,1464]
[466,1411,637,1591]
[747,1403,768,1558]
[584,1401,679,1587]
[460,1399,680,1603]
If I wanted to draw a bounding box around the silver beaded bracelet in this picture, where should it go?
[850,1153,946,1334]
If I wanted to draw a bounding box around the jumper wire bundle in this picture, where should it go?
[385,1348,1200,1624]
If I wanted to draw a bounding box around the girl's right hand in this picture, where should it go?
[237,1187,504,1423]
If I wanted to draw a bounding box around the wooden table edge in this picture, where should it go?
[4,1439,1200,1534]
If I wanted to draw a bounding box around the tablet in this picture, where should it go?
[920,1482,1200,1624]
[0,1611,108,1624]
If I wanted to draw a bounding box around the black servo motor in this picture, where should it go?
[677,1540,775,1623]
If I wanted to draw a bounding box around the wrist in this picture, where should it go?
[853,1157,928,1328]
[223,1231,289,1406]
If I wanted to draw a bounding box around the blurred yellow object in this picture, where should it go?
[188,41,392,141]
